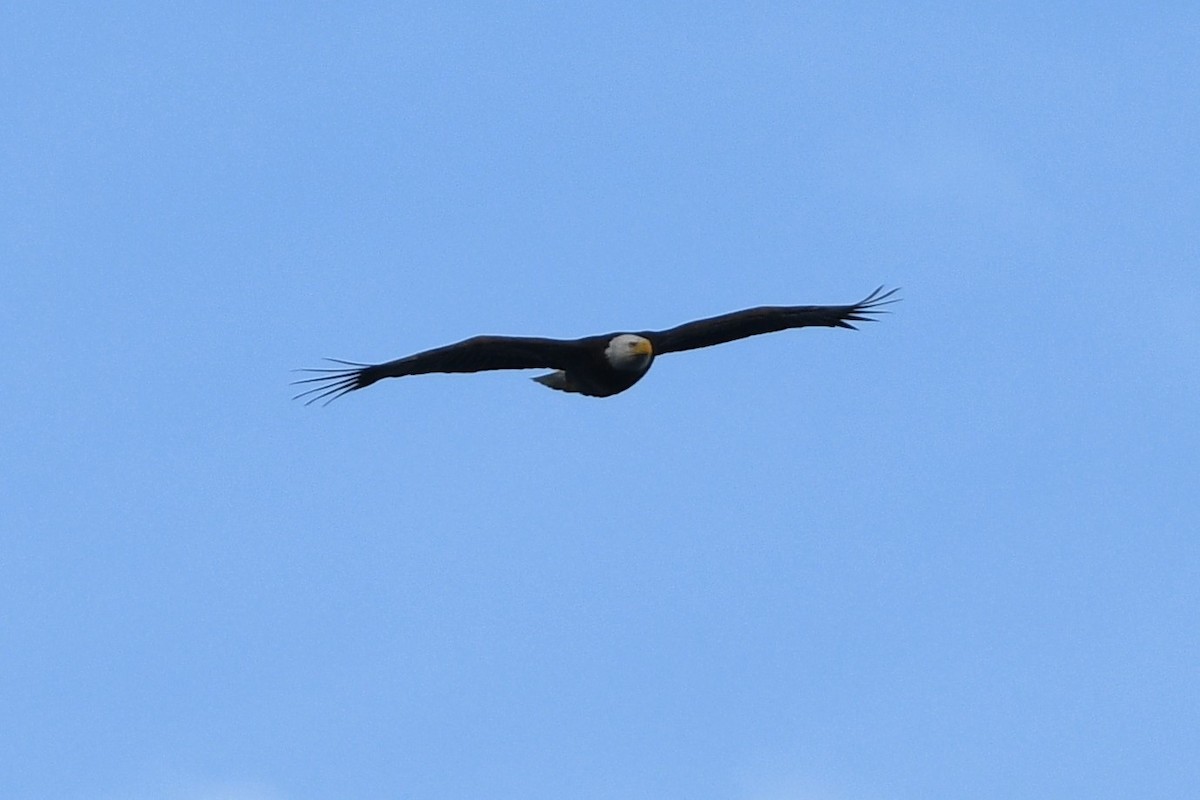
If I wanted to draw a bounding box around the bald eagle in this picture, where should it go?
[294,286,898,405]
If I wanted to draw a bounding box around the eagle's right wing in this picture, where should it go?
[292,335,583,405]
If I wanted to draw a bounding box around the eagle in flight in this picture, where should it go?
[294,286,898,405]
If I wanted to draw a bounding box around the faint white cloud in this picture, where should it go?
[831,111,1051,234]
[884,119,1042,222]
[735,760,891,800]
[87,776,285,800]
[1128,280,1200,383]
[734,767,888,800]
[741,776,843,800]
[183,782,285,800]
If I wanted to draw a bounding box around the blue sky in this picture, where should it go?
[3,4,1197,799]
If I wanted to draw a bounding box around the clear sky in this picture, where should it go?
[4,4,1197,799]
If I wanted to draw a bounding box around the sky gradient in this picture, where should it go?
[4,4,1198,799]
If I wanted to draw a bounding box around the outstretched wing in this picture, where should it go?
[293,335,583,405]
[641,286,899,355]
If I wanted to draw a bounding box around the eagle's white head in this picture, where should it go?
[605,334,654,371]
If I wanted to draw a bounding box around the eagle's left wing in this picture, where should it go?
[642,286,899,355]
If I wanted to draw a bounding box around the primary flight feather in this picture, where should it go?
[293,286,898,405]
